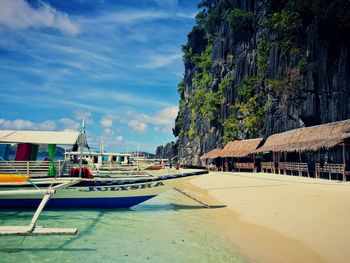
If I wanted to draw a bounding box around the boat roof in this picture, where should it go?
[0,130,82,145]
[69,151,132,156]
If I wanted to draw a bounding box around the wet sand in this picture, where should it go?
[187,171,350,263]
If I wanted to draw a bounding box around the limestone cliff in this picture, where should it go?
[159,0,350,164]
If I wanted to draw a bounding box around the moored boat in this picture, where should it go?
[0,129,207,209]
[0,171,207,209]
[0,128,207,236]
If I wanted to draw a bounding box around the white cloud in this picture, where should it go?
[0,0,79,36]
[0,117,84,132]
[103,128,114,135]
[100,117,113,128]
[128,120,148,134]
[99,114,120,137]
[0,118,56,130]
[59,118,80,130]
[116,135,125,143]
[86,10,169,25]
[126,106,178,134]
[73,111,93,125]
[138,53,182,69]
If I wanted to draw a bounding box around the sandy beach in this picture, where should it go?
[185,171,350,263]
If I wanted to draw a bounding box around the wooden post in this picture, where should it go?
[253,154,256,173]
[317,149,321,179]
[343,143,346,182]
[298,151,302,177]
[27,161,30,175]
[272,151,276,174]
[238,157,240,172]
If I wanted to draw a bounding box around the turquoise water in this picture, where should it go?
[0,191,247,263]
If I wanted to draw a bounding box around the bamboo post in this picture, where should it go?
[253,154,256,173]
[343,143,346,182]
[298,151,302,177]
[238,157,240,172]
[272,151,276,174]
[317,149,321,179]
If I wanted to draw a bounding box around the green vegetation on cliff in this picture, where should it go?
[175,0,350,150]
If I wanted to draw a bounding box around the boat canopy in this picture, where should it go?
[0,130,83,145]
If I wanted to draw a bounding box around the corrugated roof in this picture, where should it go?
[0,130,82,145]
[218,138,263,157]
[255,119,350,153]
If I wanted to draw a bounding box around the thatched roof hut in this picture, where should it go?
[200,148,222,159]
[219,138,263,157]
[255,119,350,153]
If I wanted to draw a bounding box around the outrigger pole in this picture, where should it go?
[0,178,80,236]
[0,129,85,236]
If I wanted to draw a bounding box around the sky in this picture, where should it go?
[0,0,199,153]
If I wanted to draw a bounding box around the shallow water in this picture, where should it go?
[0,191,247,263]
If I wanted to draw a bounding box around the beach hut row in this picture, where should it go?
[201,119,350,181]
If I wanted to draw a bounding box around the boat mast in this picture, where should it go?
[100,137,104,154]
[137,144,140,172]
[79,118,85,178]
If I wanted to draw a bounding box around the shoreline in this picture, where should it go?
[187,171,350,263]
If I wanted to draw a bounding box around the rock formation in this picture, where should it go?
[159,0,350,165]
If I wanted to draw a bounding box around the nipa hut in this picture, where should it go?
[200,148,222,171]
[255,119,350,180]
[218,138,263,172]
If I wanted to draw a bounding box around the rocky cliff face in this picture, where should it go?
[155,141,178,160]
[167,0,350,165]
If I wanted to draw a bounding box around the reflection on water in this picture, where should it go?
[0,191,247,263]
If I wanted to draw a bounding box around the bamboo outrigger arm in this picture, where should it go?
[0,179,81,236]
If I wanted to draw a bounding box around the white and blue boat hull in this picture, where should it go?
[0,171,207,209]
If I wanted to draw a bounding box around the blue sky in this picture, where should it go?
[0,0,199,153]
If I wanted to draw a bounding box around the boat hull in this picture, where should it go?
[0,196,156,209]
[0,171,207,209]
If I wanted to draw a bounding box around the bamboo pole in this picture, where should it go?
[28,193,51,231]
[298,151,302,176]
[343,143,346,182]
[253,154,256,173]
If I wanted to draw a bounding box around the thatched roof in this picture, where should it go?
[200,148,222,159]
[255,119,350,153]
[218,138,263,157]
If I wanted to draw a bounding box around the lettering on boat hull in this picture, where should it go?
[79,181,165,192]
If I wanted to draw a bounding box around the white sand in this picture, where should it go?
[188,172,350,263]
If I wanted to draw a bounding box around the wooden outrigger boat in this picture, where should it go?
[0,128,207,236]
[0,172,206,209]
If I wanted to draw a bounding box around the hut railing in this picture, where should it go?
[0,160,72,177]
[234,162,256,172]
[315,163,348,181]
[261,162,275,173]
[279,162,309,177]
